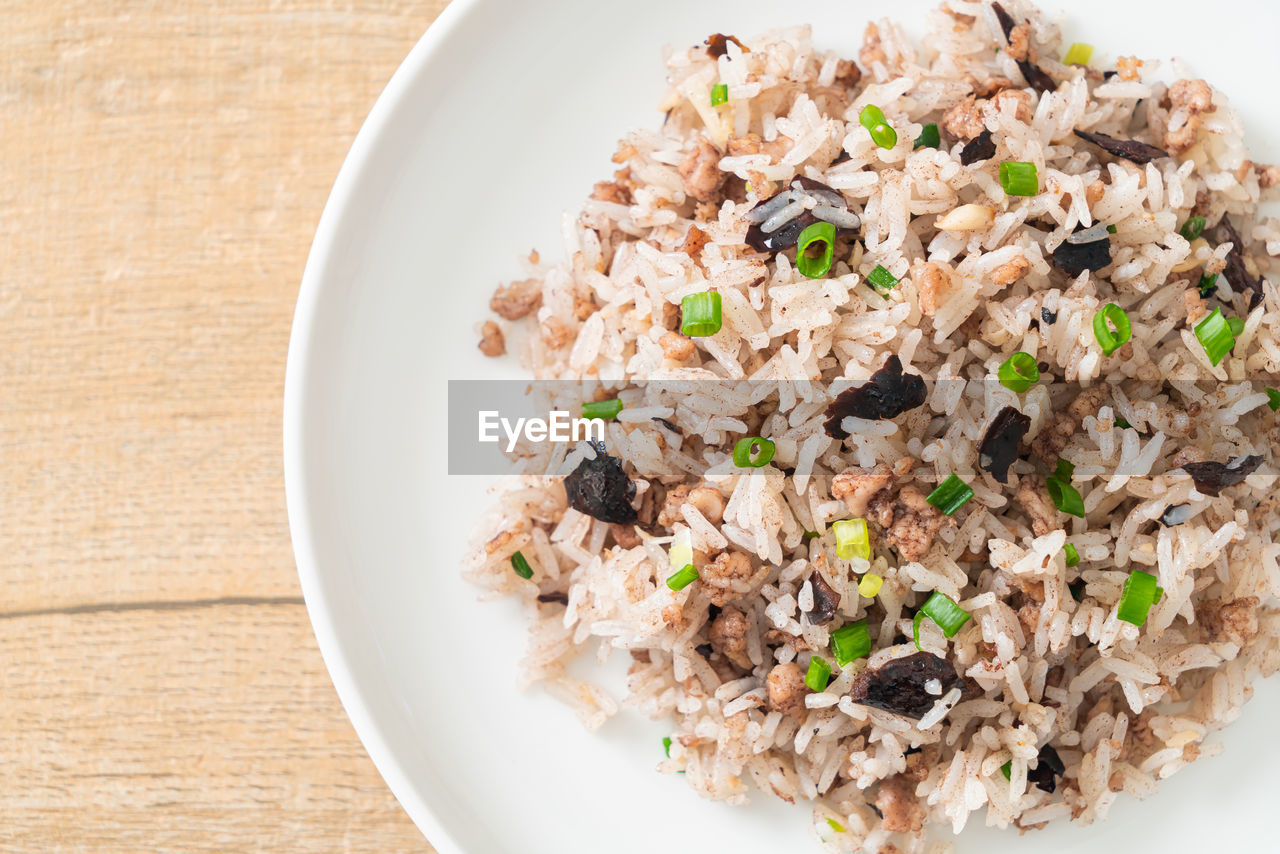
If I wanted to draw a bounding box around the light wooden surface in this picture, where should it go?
[0,1,449,849]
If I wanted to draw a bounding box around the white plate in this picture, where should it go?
[284,1,1280,851]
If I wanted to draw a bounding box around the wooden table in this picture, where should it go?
[0,1,447,849]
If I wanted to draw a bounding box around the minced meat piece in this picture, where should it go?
[1017,477,1058,537]
[766,662,809,719]
[477,320,505,357]
[1163,79,1215,154]
[831,463,896,516]
[883,486,953,562]
[678,135,725,203]
[942,94,986,140]
[875,775,925,834]
[700,550,758,606]
[489,277,543,320]
[708,606,754,670]
[1197,596,1260,646]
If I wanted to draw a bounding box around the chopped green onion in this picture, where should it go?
[999,161,1039,196]
[804,656,832,692]
[663,737,672,757]
[732,436,776,468]
[869,122,897,149]
[1092,303,1131,356]
[803,530,823,540]
[666,564,699,591]
[680,291,722,337]
[1045,472,1085,517]
[858,573,884,598]
[912,611,926,649]
[833,518,871,560]
[830,620,871,666]
[710,83,728,106]
[1154,585,1165,604]
[1062,42,1094,66]
[581,398,624,420]
[866,264,899,295]
[859,104,887,131]
[926,474,974,516]
[921,591,972,637]
[511,551,533,579]
[1267,389,1280,411]
[1194,307,1235,366]
[1106,224,1117,234]
[1052,457,1075,480]
[1114,416,1131,429]
[998,352,1040,393]
[1227,316,1245,338]
[1117,569,1160,626]
[1063,543,1081,567]
[1000,761,1012,780]
[796,221,836,279]
[1180,215,1206,242]
[826,818,847,834]
[1197,273,1219,297]
[914,123,940,149]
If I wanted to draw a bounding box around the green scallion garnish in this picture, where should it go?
[920,590,972,637]
[511,551,534,579]
[803,530,823,540]
[1046,458,1085,517]
[581,398,624,420]
[805,656,832,692]
[914,123,940,149]
[1117,569,1160,626]
[1179,215,1206,242]
[1194,307,1235,366]
[1107,224,1117,234]
[680,291,722,337]
[1198,273,1219,297]
[1092,303,1131,356]
[1114,416,1131,429]
[1267,388,1280,412]
[866,264,899,296]
[859,104,897,149]
[1063,543,1080,567]
[858,573,884,598]
[999,161,1039,196]
[732,436,776,468]
[1000,761,1012,780]
[796,220,836,279]
[663,736,672,757]
[830,620,871,666]
[710,83,729,106]
[1227,316,1245,338]
[666,564,699,591]
[998,352,1040,393]
[826,818,847,834]
[926,474,974,516]
[1062,42,1093,66]
[832,518,870,560]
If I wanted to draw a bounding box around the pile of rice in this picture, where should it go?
[464,2,1280,850]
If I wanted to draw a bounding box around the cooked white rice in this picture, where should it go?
[465,2,1280,850]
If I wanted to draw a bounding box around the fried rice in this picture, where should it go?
[463,2,1280,850]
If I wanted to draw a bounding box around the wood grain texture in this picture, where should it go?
[0,0,448,848]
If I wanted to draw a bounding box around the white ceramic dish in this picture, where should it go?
[284,1,1280,850]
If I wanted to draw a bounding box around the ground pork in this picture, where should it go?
[942,94,986,139]
[1005,22,1030,61]
[708,606,754,670]
[766,662,809,720]
[659,330,697,362]
[916,261,953,317]
[1198,596,1260,646]
[1016,476,1059,536]
[610,523,640,549]
[489,277,542,320]
[831,463,895,516]
[1184,288,1208,324]
[881,486,954,562]
[477,321,505,357]
[875,775,925,834]
[678,135,725,202]
[1162,78,1215,154]
[991,255,1030,286]
[1031,386,1107,463]
[859,22,887,69]
[726,133,793,163]
[1256,162,1280,190]
[700,550,758,606]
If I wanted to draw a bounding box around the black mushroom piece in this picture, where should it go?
[1027,744,1066,794]
[1051,228,1112,277]
[1040,307,1058,325]
[978,405,1031,483]
[805,573,841,625]
[563,444,638,523]
[1159,503,1196,527]
[1073,129,1169,165]
[959,129,996,165]
[848,651,966,719]
[1215,219,1265,310]
[536,591,570,605]
[743,177,859,255]
[704,33,748,58]
[990,2,1056,94]
[1180,455,1264,497]
[823,354,928,439]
